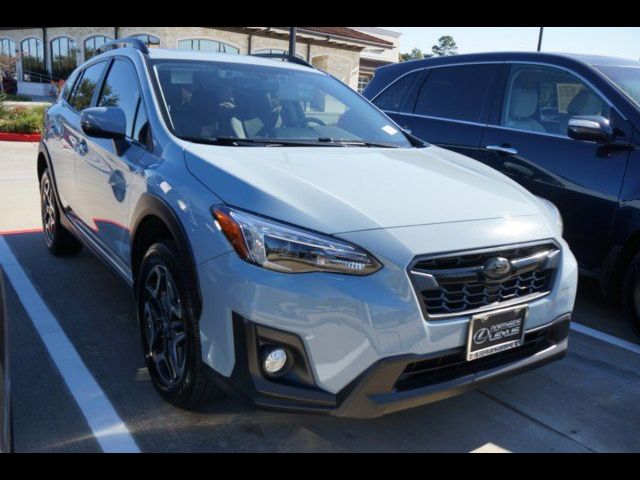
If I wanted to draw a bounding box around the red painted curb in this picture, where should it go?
[0,132,42,142]
[0,227,43,236]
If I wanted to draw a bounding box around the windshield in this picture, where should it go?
[152,59,412,147]
[594,65,640,107]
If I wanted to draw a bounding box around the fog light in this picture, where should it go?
[263,347,288,375]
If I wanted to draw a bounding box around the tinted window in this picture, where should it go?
[373,70,422,112]
[132,101,150,145]
[61,69,79,102]
[501,64,610,136]
[414,64,495,122]
[70,61,106,111]
[98,59,141,138]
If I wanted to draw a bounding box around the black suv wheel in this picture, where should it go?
[137,240,221,409]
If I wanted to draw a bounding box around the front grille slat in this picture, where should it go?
[410,242,559,319]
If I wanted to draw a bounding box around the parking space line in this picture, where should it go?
[570,322,640,355]
[0,236,140,453]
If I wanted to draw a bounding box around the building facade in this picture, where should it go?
[0,27,399,96]
[352,27,402,92]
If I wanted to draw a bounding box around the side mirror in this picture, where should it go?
[80,107,126,140]
[567,115,614,144]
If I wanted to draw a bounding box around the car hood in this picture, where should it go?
[184,143,545,234]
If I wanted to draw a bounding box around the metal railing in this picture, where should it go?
[21,69,64,84]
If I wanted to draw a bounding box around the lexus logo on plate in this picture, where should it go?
[473,328,491,344]
[483,257,512,280]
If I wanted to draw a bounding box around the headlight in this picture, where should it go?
[538,197,563,235]
[212,206,382,275]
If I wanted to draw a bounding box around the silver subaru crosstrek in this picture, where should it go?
[39,38,577,417]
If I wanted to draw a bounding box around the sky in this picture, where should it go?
[383,27,640,61]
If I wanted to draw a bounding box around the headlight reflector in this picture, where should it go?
[212,206,382,275]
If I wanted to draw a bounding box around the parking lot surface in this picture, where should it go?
[1,140,639,452]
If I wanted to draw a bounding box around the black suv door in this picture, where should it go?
[482,63,632,271]
[372,63,500,160]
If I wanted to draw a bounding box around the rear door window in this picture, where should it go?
[372,70,423,113]
[69,61,107,111]
[414,64,496,123]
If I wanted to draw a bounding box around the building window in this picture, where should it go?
[20,37,47,82]
[254,48,304,59]
[84,35,112,60]
[50,37,77,79]
[0,38,16,59]
[357,74,372,93]
[132,34,160,47]
[178,38,239,54]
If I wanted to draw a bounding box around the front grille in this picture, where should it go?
[409,242,559,319]
[395,325,555,392]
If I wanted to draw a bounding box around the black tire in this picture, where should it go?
[137,240,221,409]
[622,251,640,333]
[40,169,82,256]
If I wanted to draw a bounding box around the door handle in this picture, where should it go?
[486,145,518,156]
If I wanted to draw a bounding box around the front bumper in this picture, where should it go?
[196,216,577,417]
[208,313,570,418]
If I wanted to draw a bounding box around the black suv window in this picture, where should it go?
[98,59,142,138]
[70,61,106,111]
[373,70,422,112]
[501,64,610,136]
[414,64,496,122]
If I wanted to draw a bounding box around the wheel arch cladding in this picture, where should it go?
[130,194,203,319]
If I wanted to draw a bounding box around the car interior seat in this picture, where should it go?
[506,86,545,133]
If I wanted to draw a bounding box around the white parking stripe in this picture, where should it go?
[571,322,640,355]
[0,237,140,453]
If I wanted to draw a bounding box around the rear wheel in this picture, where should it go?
[40,169,82,255]
[622,251,640,333]
[137,240,221,409]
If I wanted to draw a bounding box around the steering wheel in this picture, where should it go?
[306,117,326,127]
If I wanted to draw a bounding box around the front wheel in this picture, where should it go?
[137,240,221,409]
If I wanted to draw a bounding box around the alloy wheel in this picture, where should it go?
[41,175,56,246]
[142,264,187,389]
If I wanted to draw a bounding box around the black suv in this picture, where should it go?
[364,51,640,329]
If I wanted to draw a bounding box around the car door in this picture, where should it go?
[74,57,149,270]
[373,63,500,160]
[481,63,632,271]
[48,61,107,210]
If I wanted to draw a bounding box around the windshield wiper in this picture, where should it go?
[316,138,400,148]
[182,136,343,147]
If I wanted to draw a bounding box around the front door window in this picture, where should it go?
[500,65,610,136]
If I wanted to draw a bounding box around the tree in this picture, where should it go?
[431,36,458,57]
[399,48,426,62]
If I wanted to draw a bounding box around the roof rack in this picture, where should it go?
[95,37,152,56]
[250,52,314,69]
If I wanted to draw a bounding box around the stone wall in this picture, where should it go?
[0,27,365,89]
